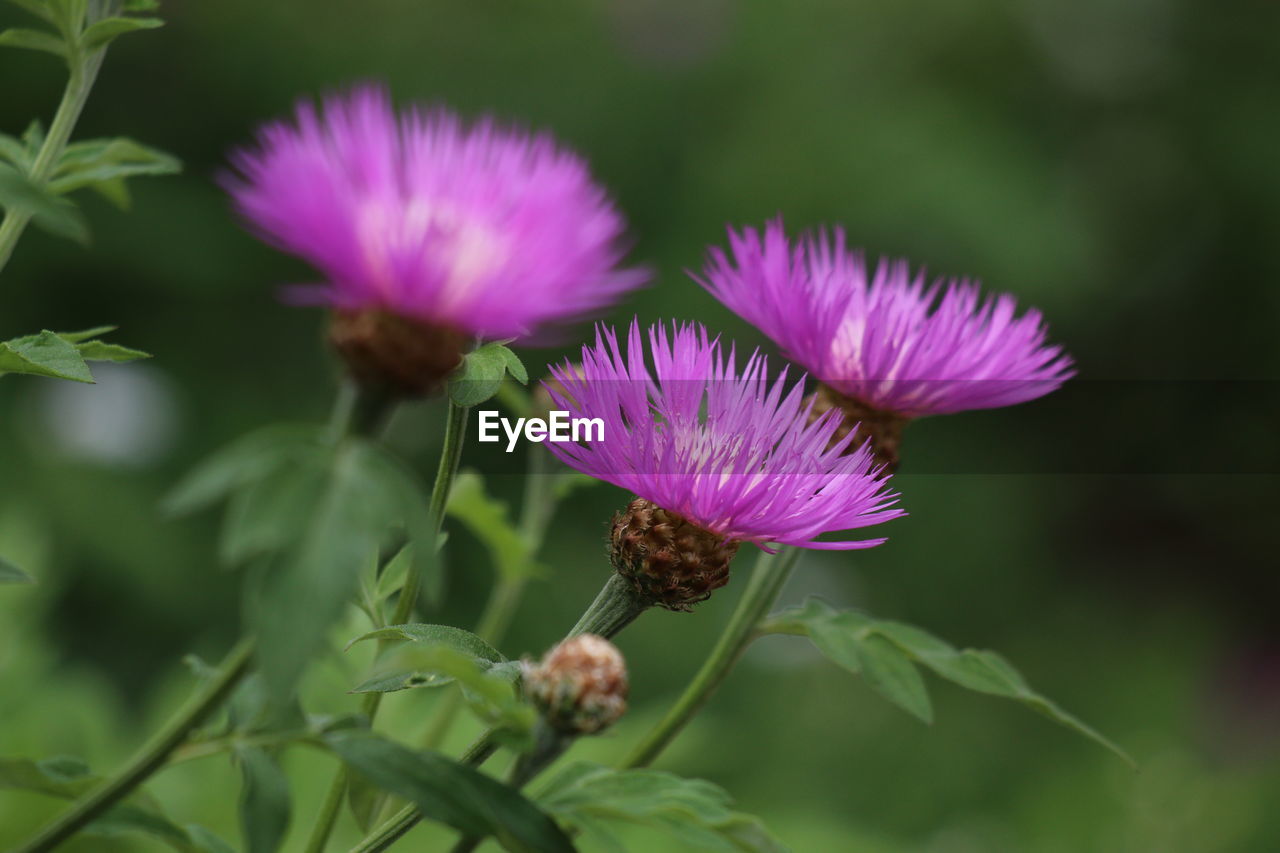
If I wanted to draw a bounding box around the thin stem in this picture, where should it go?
[419,448,554,752]
[347,735,498,853]
[0,34,108,277]
[449,724,567,853]
[621,546,802,769]
[12,639,255,853]
[306,400,470,853]
[349,568,651,853]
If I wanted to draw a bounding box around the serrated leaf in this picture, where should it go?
[80,15,162,50]
[324,731,574,853]
[0,329,93,382]
[0,27,67,57]
[447,470,538,580]
[763,598,1130,763]
[0,556,34,584]
[162,426,324,517]
[535,762,788,853]
[236,746,291,853]
[0,163,89,244]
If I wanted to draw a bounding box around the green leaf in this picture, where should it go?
[236,746,291,853]
[324,731,574,853]
[345,771,383,834]
[0,330,93,382]
[498,345,528,384]
[123,0,161,11]
[0,755,97,798]
[0,162,89,243]
[79,15,163,50]
[0,132,31,171]
[346,622,504,662]
[762,598,1131,763]
[851,632,932,723]
[0,556,34,584]
[448,343,509,407]
[185,825,239,853]
[55,324,117,343]
[346,623,506,689]
[447,470,539,580]
[252,440,427,704]
[161,426,324,517]
[536,762,788,853]
[0,27,67,57]
[350,645,533,742]
[219,450,329,566]
[49,136,181,198]
[5,0,56,24]
[0,756,210,851]
[75,338,150,362]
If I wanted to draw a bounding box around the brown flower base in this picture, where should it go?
[329,309,466,398]
[609,498,739,611]
[808,384,911,474]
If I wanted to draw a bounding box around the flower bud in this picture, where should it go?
[524,634,628,735]
[329,309,466,397]
[609,498,740,611]
[808,383,910,474]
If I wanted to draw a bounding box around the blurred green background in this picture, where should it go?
[2,0,1278,850]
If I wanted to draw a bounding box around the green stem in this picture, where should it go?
[14,381,393,852]
[12,639,255,853]
[621,546,802,768]
[567,572,648,638]
[347,736,498,853]
[305,400,470,853]
[420,448,554,752]
[0,32,108,277]
[449,724,567,853]
[348,566,649,853]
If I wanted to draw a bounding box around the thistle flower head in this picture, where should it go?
[523,634,628,735]
[696,220,1074,417]
[542,320,904,560]
[224,85,646,342]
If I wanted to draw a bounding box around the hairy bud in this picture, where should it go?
[524,634,628,735]
[609,498,740,611]
[329,309,466,397]
[808,383,910,474]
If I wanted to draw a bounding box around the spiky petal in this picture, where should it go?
[696,220,1074,417]
[224,85,646,341]
[542,320,904,552]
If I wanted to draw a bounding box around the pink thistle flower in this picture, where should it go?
[224,86,646,342]
[695,219,1074,418]
[542,320,904,556]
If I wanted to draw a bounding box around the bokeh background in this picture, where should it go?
[2,0,1278,850]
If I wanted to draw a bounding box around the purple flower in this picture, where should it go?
[696,220,1074,417]
[225,86,646,340]
[542,320,904,552]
